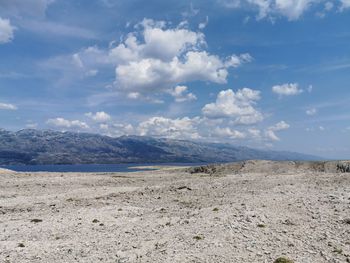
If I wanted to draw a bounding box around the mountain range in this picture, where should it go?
[0,129,322,165]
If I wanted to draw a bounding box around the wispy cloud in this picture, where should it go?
[22,20,98,39]
[0,102,17,110]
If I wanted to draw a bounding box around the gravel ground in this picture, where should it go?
[0,163,350,263]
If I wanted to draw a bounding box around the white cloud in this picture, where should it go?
[325,1,334,10]
[95,113,290,143]
[219,0,349,21]
[307,85,313,93]
[114,50,250,95]
[137,116,201,140]
[248,128,261,138]
[85,111,111,122]
[44,19,252,102]
[202,88,263,124]
[269,121,290,131]
[47,118,89,129]
[0,102,17,110]
[247,0,273,20]
[265,121,290,141]
[272,83,303,96]
[72,53,84,68]
[26,123,38,129]
[198,16,209,29]
[23,20,97,39]
[73,19,252,100]
[139,19,205,61]
[274,0,314,20]
[133,115,256,141]
[127,92,141,99]
[219,0,242,8]
[99,124,109,130]
[213,127,246,139]
[0,17,15,43]
[100,123,135,137]
[169,85,197,102]
[340,0,350,9]
[265,129,280,141]
[306,108,317,115]
[109,18,205,63]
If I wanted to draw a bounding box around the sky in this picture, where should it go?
[0,0,349,159]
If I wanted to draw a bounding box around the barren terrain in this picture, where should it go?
[1,161,350,262]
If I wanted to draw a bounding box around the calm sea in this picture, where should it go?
[0,163,203,173]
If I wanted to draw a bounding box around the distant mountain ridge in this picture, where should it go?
[0,129,322,165]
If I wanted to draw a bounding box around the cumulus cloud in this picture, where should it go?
[265,121,290,141]
[47,118,89,129]
[272,83,303,96]
[202,88,263,124]
[73,19,252,101]
[169,85,197,102]
[0,17,15,43]
[0,102,17,110]
[100,123,135,137]
[85,111,111,122]
[114,50,251,95]
[213,127,246,139]
[43,88,290,144]
[135,116,249,141]
[248,128,261,138]
[137,116,201,140]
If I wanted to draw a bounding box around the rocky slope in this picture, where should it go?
[0,129,321,165]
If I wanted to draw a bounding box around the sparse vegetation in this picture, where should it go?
[333,248,343,254]
[274,257,294,263]
[30,219,42,223]
[343,218,350,224]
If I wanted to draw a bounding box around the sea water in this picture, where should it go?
[0,163,203,173]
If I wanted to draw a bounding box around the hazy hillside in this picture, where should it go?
[0,129,321,165]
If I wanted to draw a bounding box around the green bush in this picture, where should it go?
[274,257,294,263]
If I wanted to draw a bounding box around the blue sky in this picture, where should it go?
[0,0,349,158]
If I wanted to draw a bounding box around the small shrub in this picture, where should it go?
[274,257,294,263]
[333,248,343,254]
[193,235,204,240]
[30,219,43,223]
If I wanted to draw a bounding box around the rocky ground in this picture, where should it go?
[1,161,350,262]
